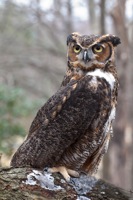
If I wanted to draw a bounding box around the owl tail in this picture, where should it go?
[82,133,110,174]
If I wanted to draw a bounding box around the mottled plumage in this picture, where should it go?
[11,32,121,181]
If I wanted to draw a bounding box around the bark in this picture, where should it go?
[0,167,132,200]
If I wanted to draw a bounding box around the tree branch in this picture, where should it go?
[0,167,132,200]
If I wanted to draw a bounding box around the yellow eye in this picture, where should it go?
[73,45,81,53]
[92,44,103,53]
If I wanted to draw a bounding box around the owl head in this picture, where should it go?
[67,32,121,71]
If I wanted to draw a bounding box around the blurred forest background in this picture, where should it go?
[0,0,133,191]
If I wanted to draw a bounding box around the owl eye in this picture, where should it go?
[73,45,81,53]
[92,44,103,53]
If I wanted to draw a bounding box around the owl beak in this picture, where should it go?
[82,50,91,64]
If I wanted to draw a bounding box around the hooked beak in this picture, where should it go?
[82,50,92,64]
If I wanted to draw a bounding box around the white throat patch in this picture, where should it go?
[86,69,115,90]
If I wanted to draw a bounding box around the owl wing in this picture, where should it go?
[11,75,111,168]
[28,79,79,137]
[28,76,99,138]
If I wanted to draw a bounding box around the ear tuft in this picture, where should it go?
[100,34,121,47]
[111,36,121,46]
[66,32,80,45]
[67,34,74,45]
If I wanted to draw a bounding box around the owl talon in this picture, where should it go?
[48,166,79,182]
[67,169,79,178]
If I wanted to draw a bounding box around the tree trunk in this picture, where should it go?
[0,167,132,200]
[100,0,106,34]
[107,0,132,190]
[66,0,73,35]
[87,0,96,32]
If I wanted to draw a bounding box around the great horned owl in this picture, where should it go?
[11,32,121,181]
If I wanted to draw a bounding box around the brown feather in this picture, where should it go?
[11,33,120,179]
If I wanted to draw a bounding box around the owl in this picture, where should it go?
[11,32,121,181]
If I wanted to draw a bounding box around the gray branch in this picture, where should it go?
[0,167,132,200]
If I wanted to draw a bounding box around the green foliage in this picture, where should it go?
[0,84,41,155]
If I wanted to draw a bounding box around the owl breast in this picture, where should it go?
[57,72,116,173]
[87,68,116,90]
[104,107,116,135]
[87,69,116,137]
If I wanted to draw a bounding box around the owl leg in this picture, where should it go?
[48,166,79,181]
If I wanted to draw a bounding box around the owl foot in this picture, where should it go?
[48,166,79,182]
